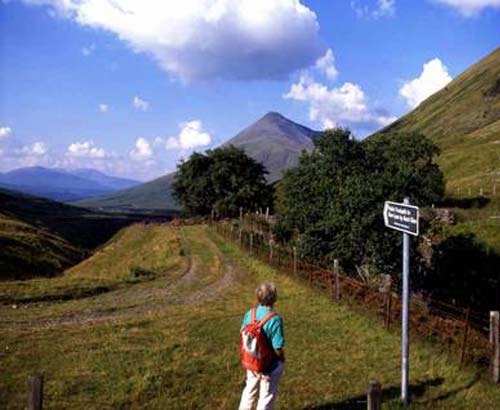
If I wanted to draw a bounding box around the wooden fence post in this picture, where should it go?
[28,373,43,410]
[383,275,392,329]
[460,307,471,367]
[249,233,253,254]
[265,207,269,223]
[334,259,340,301]
[239,228,242,246]
[367,380,382,410]
[480,187,484,197]
[490,311,500,383]
[329,267,335,297]
[293,246,297,276]
[239,207,243,223]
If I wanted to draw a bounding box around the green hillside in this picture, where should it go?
[375,47,500,251]
[378,47,500,192]
[0,188,175,279]
[75,173,178,211]
[0,223,183,303]
[0,212,83,280]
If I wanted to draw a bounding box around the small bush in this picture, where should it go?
[127,266,155,283]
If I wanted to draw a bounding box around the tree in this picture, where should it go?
[420,231,500,310]
[275,128,445,274]
[172,145,272,216]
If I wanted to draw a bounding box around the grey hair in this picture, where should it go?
[256,282,278,306]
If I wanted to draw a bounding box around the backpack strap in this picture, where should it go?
[257,312,277,328]
[250,308,257,323]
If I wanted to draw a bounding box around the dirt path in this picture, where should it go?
[11,226,238,328]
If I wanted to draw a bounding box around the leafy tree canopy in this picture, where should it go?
[172,145,272,217]
[275,128,445,274]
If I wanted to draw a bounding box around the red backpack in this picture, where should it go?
[240,308,277,372]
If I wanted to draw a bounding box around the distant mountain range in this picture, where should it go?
[0,167,140,202]
[76,112,321,210]
[10,48,500,212]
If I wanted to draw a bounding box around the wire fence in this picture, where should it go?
[452,183,499,198]
[212,215,492,369]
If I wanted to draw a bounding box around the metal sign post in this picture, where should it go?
[383,198,419,406]
[401,198,410,405]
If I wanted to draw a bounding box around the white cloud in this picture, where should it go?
[67,140,106,158]
[399,58,452,108]
[0,126,12,139]
[19,0,323,82]
[352,0,396,19]
[81,43,95,56]
[130,137,153,160]
[133,96,150,111]
[430,0,500,16]
[374,0,396,17]
[164,137,180,150]
[98,103,108,112]
[21,141,47,156]
[284,74,394,131]
[164,120,212,151]
[315,49,338,81]
[0,138,166,181]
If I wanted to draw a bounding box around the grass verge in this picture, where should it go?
[1,225,499,409]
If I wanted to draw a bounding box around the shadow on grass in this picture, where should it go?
[439,196,490,209]
[301,377,453,409]
[418,373,480,405]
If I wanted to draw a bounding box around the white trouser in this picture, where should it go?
[238,361,284,410]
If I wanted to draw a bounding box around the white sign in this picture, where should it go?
[383,201,419,236]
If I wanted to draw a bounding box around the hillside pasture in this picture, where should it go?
[1,225,500,409]
[0,223,184,305]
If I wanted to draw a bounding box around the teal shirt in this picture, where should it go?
[241,305,285,373]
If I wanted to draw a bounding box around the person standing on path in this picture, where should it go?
[239,283,285,410]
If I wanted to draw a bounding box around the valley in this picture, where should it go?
[2,3,498,409]
[2,223,500,409]
[0,188,177,280]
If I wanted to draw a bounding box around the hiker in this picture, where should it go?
[239,283,285,410]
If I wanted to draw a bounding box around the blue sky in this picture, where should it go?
[0,0,498,180]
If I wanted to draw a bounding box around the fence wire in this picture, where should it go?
[212,216,492,368]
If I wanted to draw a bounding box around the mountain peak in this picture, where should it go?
[225,111,321,181]
[261,111,286,120]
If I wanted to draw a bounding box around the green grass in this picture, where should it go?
[378,47,500,192]
[0,223,184,304]
[0,188,179,280]
[2,225,500,409]
[0,213,84,280]
[441,195,500,253]
[74,173,179,211]
[375,47,500,252]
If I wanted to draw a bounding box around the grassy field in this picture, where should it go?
[1,224,500,409]
[0,223,184,304]
[0,188,177,280]
[0,213,84,280]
